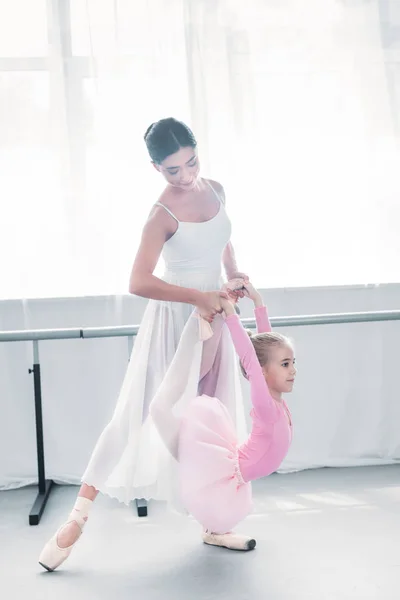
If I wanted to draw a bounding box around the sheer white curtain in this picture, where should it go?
[0,0,399,300]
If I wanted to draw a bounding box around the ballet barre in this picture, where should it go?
[243,308,400,329]
[1,307,400,525]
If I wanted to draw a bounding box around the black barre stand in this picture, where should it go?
[135,498,147,517]
[26,335,147,523]
[28,340,54,525]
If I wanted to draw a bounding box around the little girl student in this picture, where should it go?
[149,280,296,550]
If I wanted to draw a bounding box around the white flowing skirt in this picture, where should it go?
[82,271,247,506]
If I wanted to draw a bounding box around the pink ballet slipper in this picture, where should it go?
[38,516,86,571]
[38,497,92,571]
[202,530,256,551]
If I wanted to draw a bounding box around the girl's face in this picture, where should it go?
[155,146,200,191]
[263,344,296,397]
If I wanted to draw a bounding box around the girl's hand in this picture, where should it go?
[242,282,263,308]
[223,277,247,301]
[227,272,249,300]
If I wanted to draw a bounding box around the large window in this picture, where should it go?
[1,0,400,300]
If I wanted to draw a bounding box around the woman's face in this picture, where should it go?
[155,146,200,191]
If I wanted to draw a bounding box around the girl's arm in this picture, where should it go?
[242,282,272,334]
[254,306,272,334]
[222,303,279,422]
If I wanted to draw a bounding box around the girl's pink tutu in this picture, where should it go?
[178,395,252,534]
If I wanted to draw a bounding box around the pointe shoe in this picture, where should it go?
[38,515,86,572]
[202,530,256,551]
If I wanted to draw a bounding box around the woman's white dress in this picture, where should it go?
[82,184,247,506]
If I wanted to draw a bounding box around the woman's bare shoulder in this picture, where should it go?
[150,185,179,212]
[205,178,225,203]
[146,188,179,234]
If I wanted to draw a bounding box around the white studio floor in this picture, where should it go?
[1,465,399,600]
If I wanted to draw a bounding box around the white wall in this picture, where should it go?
[0,284,399,490]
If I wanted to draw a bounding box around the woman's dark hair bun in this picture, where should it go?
[144,117,197,164]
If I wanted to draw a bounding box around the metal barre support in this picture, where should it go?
[28,341,54,525]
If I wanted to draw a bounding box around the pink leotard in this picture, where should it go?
[225,306,292,482]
